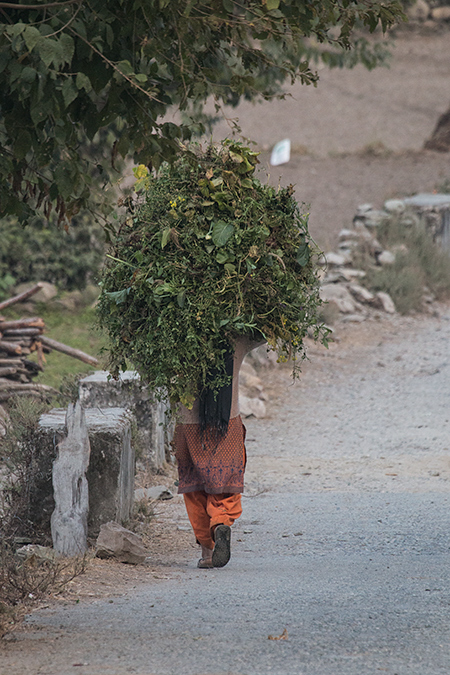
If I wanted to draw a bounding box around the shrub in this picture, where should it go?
[365,211,450,314]
[0,212,105,294]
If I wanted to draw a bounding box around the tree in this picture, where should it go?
[0,0,405,223]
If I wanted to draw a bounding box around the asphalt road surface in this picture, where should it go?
[3,308,450,675]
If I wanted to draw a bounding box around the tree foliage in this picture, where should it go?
[0,0,405,222]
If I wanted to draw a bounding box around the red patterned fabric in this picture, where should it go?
[174,416,246,494]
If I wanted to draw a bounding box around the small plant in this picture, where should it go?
[0,397,52,545]
[362,211,450,314]
[0,545,88,637]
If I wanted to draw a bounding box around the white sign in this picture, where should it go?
[270,138,291,166]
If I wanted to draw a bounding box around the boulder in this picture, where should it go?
[378,250,396,266]
[348,284,375,304]
[431,6,450,21]
[375,292,396,314]
[320,284,357,314]
[323,252,348,267]
[96,522,148,564]
[240,396,267,419]
[38,407,135,537]
[134,485,174,501]
[14,281,58,303]
[407,0,430,21]
[79,371,168,469]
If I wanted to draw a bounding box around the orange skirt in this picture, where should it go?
[174,416,246,494]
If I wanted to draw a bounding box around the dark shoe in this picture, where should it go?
[197,557,214,569]
[212,524,231,568]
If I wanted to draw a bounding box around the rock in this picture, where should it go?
[407,0,430,21]
[51,402,90,556]
[341,314,367,323]
[348,284,375,304]
[355,203,374,215]
[320,284,357,314]
[378,250,396,265]
[39,407,135,537]
[384,199,406,214]
[16,544,58,562]
[240,361,258,378]
[53,290,84,311]
[431,6,450,20]
[145,485,174,501]
[339,269,366,281]
[14,281,58,303]
[323,252,347,267]
[375,292,396,314]
[96,522,149,564]
[79,371,168,469]
[240,396,267,419]
[353,209,389,230]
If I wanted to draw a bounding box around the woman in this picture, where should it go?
[174,336,265,568]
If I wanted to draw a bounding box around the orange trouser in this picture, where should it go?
[183,491,242,550]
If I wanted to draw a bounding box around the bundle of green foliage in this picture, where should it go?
[97,141,328,408]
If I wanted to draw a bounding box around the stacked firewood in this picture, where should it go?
[0,283,99,402]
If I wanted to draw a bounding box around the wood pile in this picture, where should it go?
[0,283,99,402]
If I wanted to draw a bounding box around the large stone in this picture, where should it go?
[79,371,168,469]
[431,6,450,20]
[408,0,430,21]
[51,402,90,556]
[320,284,357,314]
[378,250,396,266]
[96,522,148,564]
[38,407,134,537]
[348,284,375,304]
[240,395,267,419]
[375,292,396,314]
[14,281,58,303]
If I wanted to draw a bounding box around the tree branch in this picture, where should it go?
[0,0,80,8]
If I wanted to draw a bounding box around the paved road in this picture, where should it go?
[2,310,450,674]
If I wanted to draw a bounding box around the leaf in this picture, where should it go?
[23,26,42,52]
[76,72,92,93]
[212,220,234,247]
[216,250,229,264]
[296,237,310,267]
[241,178,253,189]
[161,227,171,248]
[266,0,280,10]
[105,288,131,304]
[61,78,78,108]
[177,289,186,308]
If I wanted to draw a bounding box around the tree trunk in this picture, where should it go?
[424,107,450,152]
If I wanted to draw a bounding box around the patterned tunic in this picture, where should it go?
[174,416,246,494]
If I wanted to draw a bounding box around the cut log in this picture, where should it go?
[0,367,18,377]
[0,380,58,393]
[0,317,45,331]
[3,328,43,337]
[0,358,24,367]
[40,336,98,366]
[0,341,22,355]
[0,283,43,311]
[51,401,90,556]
